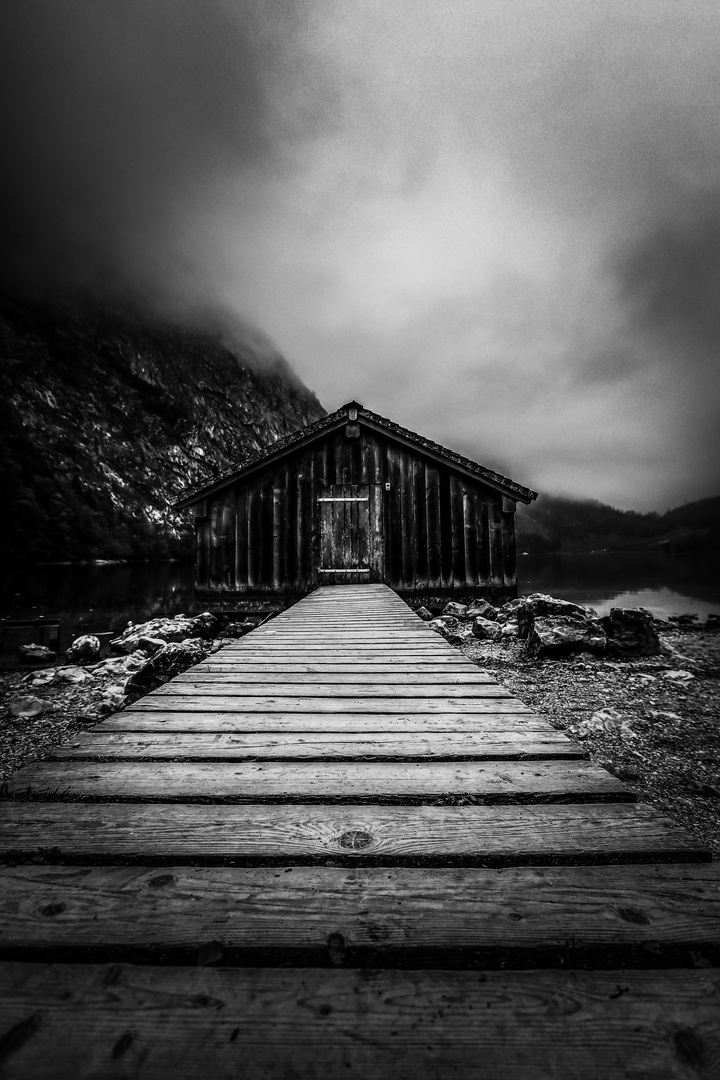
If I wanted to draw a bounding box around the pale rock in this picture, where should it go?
[110,611,221,653]
[574,708,635,739]
[124,638,212,701]
[27,669,56,687]
[96,685,127,715]
[415,606,433,621]
[428,617,470,644]
[663,670,695,683]
[91,656,129,678]
[9,695,53,718]
[56,665,93,683]
[18,643,54,663]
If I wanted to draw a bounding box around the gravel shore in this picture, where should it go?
[2,627,719,862]
[462,628,720,858]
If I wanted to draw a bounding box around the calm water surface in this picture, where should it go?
[1,550,718,654]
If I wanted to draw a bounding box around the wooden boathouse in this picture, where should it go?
[175,400,537,609]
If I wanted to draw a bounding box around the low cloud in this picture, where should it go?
[1,1,719,508]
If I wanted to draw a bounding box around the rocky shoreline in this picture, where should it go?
[1,597,718,861]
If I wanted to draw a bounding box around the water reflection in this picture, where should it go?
[518,551,720,619]
[1,550,718,654]
[0,560,196,649]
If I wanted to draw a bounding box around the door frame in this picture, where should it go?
[315,484,384,585]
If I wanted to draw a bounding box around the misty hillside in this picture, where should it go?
[0,296,324,561]
[516,493,720,554]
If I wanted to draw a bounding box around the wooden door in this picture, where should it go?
[318,485,381,584]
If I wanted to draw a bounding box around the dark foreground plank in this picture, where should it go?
[103,711,543,732]
[49,730,584,760]
[1,864,719,959]
[0,802,706,864]
[1,964,719,1080]
[7,759,630,803]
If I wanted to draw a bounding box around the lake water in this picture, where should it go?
[1,550,718,657]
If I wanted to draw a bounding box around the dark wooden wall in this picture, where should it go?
[194,426,518,604]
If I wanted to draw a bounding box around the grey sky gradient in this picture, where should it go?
[2,1,719,509]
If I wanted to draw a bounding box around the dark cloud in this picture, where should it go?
[616,203,720,357]
[0,0,309,305]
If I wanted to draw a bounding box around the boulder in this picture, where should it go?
[500,598,523,614]
[471,616,503,641]
[415,606,433,622]
[601,607,660,657]
[110,612,221,653]
[66,634,101,664]
[525,613,606,659]
[442,602,469,619]
[18,643,54,663]
[124,638,212,702]
[466,600,497,621]
[516,594,595,640]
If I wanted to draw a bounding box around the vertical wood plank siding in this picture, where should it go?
[198,428,517,598]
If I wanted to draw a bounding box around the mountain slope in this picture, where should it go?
[0,297,324,561]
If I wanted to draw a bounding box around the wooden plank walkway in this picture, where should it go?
[0,583,718,1078]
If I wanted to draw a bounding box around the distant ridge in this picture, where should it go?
[516,493,720,554]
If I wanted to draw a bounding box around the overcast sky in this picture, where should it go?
[2,1,720,510]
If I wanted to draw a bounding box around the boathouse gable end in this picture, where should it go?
[176,402,537,610]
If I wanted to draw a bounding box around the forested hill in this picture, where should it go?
[0,296,325,561]
[515,493,720,554]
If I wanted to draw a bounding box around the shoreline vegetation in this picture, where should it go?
[0,595,718,860]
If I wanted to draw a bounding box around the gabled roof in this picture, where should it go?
[174,401,538,508]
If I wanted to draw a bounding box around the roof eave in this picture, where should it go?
[173,410,348,508]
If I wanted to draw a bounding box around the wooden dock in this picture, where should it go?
[1,584,719,1077]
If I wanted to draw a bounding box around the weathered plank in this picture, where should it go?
[194,662,482,673]
[0,802,705,863]
[1,964,719,1080]
[104,711,543,732]
[173,672,497,685]
[7,759,630,803]
[153,682,512,698]
[49,730,584,760]
[127,697,532,714]
[130,696,524,713]
[125,696,536,714]
[2,864,719,955]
